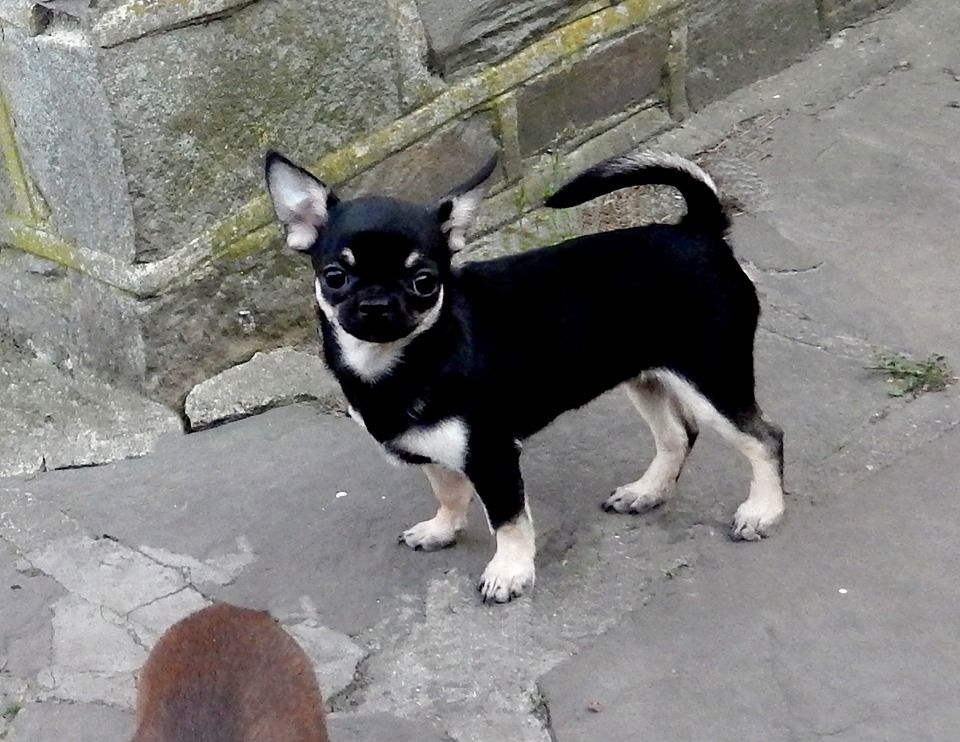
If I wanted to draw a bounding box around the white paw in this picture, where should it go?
[478,553,535,603]
[731,498,784,541]
[399,515,462,551]
[602,482,670,514]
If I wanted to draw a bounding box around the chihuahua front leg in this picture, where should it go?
[466,438,536,603]
[400,464,473,551]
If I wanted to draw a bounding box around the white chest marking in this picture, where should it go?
[392,418,469,471]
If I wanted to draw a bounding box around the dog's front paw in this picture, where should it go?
[478,554,535,604]
[602,484,667,514]
[399,515,462,551]
[731,499,784,541]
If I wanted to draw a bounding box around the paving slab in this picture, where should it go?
[669,0,960,366]
[0,357,182,478]
[327,712,452,741]
[540,422,960,742]
[6,701,134,742]
[5,703,451,742]
[0,321,897,737]
[0,539,62,680]
[742,65,960,363]
[1,318,887,628]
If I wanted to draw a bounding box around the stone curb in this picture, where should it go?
[184,347,345,431]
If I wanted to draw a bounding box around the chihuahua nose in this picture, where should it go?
[357,297,391,318]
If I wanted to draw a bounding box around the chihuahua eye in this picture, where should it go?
[322,266,348,290]
[411,271,439,297]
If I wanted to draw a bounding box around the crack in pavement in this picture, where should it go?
[759,325,830,353]
[136,536,257,588]
[763,624,806,742]
[351,521,705,742]
[745,259,825,276]
[120,584,193,618]
[98,0,264,49]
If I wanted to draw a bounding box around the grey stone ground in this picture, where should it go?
[2,0,960,738]
[0,358,182,478]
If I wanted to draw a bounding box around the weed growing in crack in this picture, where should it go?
[868,351,956,397]
[1,703,21,722]
[528,687,549,716]
[528,685,558,740]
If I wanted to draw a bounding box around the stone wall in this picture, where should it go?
[0,0,900,407]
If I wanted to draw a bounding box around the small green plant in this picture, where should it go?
[541,149,565,201]
[1,703,21,722]
[868,351,955,397]
[513,181,529,214]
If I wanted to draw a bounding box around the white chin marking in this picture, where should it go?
[338,332,406,382]
[315,279,444,383]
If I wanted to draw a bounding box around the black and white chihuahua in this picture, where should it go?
[264,150,784,603]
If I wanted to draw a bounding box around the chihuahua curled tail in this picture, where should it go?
[265,149,785,604]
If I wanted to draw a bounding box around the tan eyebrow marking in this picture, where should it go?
[341,248,355,266]
[404,251,421,268]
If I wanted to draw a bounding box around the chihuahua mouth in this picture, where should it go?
[338,307,420,343]
[341,321,413,344]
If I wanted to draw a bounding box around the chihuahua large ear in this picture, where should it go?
[264,151,339,251]
[437,155,498,251]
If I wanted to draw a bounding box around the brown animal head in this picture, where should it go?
[133,603,329,742]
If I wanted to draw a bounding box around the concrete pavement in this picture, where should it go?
[541,423,960,741]
[3,0,960,738]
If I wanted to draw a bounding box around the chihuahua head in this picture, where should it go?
[265,152,497,344]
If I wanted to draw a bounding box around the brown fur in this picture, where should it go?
[133,603,329,742]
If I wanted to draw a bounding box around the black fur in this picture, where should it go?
[264,150,782,544]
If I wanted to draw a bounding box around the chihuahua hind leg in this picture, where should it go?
[726,410,784,541]
[653,370,785,540]
[604,373,698,514]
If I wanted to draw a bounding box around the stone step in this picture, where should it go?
[184,346,343,431]
[0,356,182,478]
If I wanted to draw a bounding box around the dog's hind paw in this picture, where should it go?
[478,555,535,604]
[602,485,666,514]
[399,516,462,551]
[730,499,784,541]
